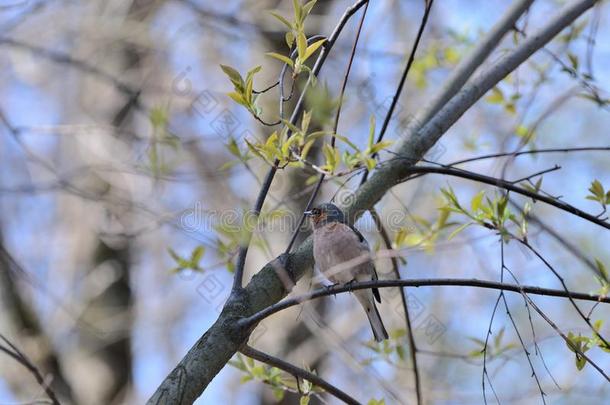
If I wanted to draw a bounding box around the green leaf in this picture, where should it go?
[285,31,294,48]
[269,11,293,30]
[368,115,376,149]
[227,91,247,107]
[300,395,310,405]
[486,87,504,104]
[567,52,579,71]
[497,196,508,219]
[272,388,285,401]
[301,110,312,133]
[168,247,180,261]
[150,106,168,128]
[471,191,485,212]
[575,356,586,370]
[240,374,253,383]
[302,0,316,17]
[494,327,505,348]
[448,223,471,240]
[293,0,302,22]
[396,345,405,361]
[368,141,393,155]
[191,246,205,264]
[266,52,294,67]
[220,64,244,89]
[303,38,326,62]
[588,179,605,200]
[297,31,307,61]
[322,143,338,172]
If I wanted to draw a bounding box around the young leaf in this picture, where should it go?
[285,31,295,48]
[303,38,326,62]
[471,190,485,212]
[269,11,293,30]
[220,64,244,89]
[486,87,504,104]
[368,115,376,150]
[227,91,247,107]
[266,52,294,67]
[302,0,317,17]
[296,31,307,61]
[191,246,205,264]
[448,223,471,240]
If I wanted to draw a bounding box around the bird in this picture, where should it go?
[305,203,389,342]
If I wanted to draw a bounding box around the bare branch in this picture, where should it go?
[0,334,61,405]
[241,277,610,327]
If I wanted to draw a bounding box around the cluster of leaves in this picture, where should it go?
[167,246,205,273]
[566,320,610,371]
[594,259,610,293]
[213,208,288,272]
[362,329,411,366]
[341,116,393,171]
[586,179,610,215]
[220,64,263,118]
[143,106,180,177]
[245,113,391,175]
[219,137,253,172]
[229,354,320,404]
[440,187,530,242]
[410,41,462,88]
[486,86,521,116]
[245,110,329,168]
[268,0,326,78]
[392,207,454,254]
[468,327,516,360]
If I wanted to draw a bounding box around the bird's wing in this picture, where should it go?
[348,224,382,303]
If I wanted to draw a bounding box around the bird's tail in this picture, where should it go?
[365,301,389,342]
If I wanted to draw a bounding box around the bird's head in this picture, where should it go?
[304,203,345,228]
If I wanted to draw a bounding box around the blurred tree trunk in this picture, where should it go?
[0,233,75,404]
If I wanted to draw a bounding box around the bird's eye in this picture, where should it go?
[312,208,320,215]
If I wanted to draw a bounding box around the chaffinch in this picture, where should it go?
[305,203,389,342]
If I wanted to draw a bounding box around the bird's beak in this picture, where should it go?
[303,210,313,216]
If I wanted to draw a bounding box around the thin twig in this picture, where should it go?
[369,208,422,405]
[359,0,435,186]
[240,345,361,405]
[0,334,61,405]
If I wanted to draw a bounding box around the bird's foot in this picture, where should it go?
[325,282,341,297]
[344,279,358,292]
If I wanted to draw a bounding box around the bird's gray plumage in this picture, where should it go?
[306,203,388,341]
